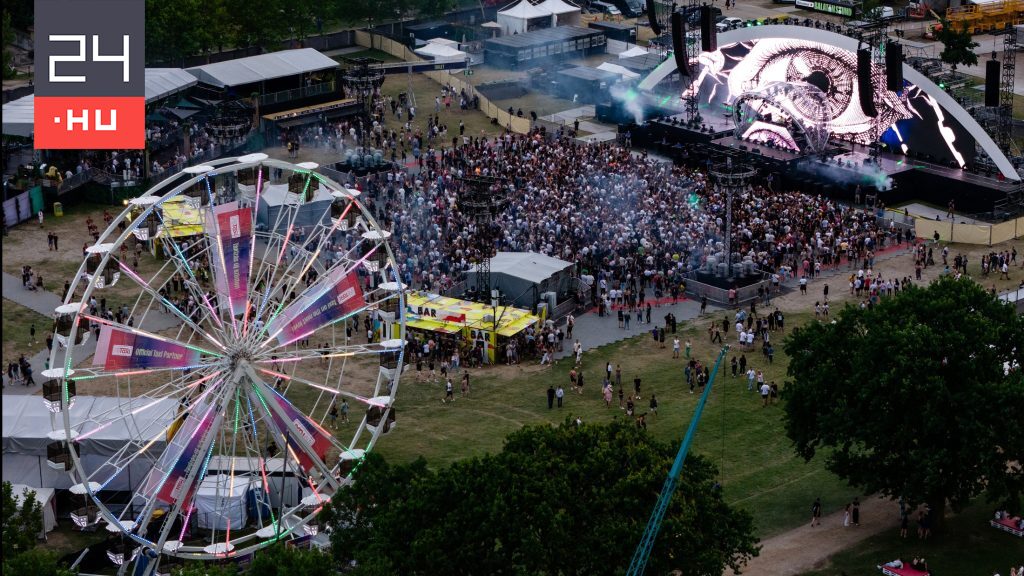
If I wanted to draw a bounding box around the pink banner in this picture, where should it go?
[249,382,332,475]
[267,268,365,346]
[93,326,201,370]
[208,202,253,316]
[141,398,218,506]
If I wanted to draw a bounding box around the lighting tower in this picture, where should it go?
[456,174,510,303]
[709,160,756,280]
[996,24,1017,156]
[341,57,385,152]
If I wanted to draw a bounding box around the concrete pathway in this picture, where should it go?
[2,271,181,396]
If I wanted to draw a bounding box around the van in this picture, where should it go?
[592,1,622,15]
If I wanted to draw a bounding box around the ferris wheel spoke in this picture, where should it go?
[79,313,224,365]
[255,366,384,412]
[260,290,396,355]
[244,366,340,490]
[154,210,226,331]
[71,360,226,384]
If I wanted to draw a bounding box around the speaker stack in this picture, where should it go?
[885,41,903,91]
[672,11,691,77]
[700,4,717,52]
[985,59,1001,107]
[857,47,878,117]
[647,0,662,35]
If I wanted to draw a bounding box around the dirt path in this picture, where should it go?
[736,495,898,575]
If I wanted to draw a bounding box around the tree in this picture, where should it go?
[936,19,980,71]
[2,481,43,557]
[3,549,75,576]
[326,420,759,575]
[2,11,14,79]
[171,561,237,576]
[782,278,1024,532]
[247,542,336,576]
[415,0,456,20]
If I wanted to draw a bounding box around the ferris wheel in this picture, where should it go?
[43,155,406,575]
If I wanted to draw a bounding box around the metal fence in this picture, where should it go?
[56,168,96,195]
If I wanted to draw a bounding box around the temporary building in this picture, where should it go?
[1,94,34,138]
[597,61,642,79]
[185,48,338,89]
[9,484,57,535]
[193,474,253,530]
[618,45,650,59]
[535,0,583,26]
[256,183,334,236]
[497,0,554,35]
[468,251,575,308]
[2,395,177,491]
[414,43,468,61]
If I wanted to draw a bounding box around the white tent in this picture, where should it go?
[145,68,198,103]
[9,484,57,535]
[2,395,177,491]
[535,0,582,26]
[597,61,641,79]
[427,37,461,47]
[618,46,650,59]
[414,43,468,61]
[497,0,553,35]
[186,48,338,88]
[1,94,34,138]
[193,474,253,530]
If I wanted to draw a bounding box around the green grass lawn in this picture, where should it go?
[1,298,52,369]
[800,496,1024,576]
[374,311,854,538]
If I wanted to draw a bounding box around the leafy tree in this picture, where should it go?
[247,542,336,576]
[2,11,14,79]
[415,0,457,19]
[2,549,75,576]
[227,0,286,52]
[145,0,214,65]
[171,561,237,576]
[2,481,44,557]
[936,19,980,71]
[326,420,759,575]
[783,278,1024,532]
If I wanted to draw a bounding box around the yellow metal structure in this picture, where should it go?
[946,0,1024,34]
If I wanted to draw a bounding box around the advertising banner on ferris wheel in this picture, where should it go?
[142,400,219,506]
[249,382,332,475]
[93,325,201,370]
[207,202,253,316]
[267,266,365,346]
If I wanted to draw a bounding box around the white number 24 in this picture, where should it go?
[48,34,130,83]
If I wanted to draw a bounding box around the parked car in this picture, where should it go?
[715,16,744,32]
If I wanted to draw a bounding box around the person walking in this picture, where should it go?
[547,384,556,409]
[811,497,822,527]
[443,378,455,404]
[556,385,565,408]
[649,394,658,417]
[843,503,851,527]
[329,402,339,429]
[851,497,860,526]
[340,399,349,424]
[760,380,770,406]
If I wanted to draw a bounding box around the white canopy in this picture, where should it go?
[186,48,338,88]
[1,94,33,137]
[618,46,650,59]
[193,474,253,530]
[597,62,641,79]
[498,0,553,35]
[9,484,57,535]
[485,251,574,284]
[535,0,582,26]
[427,37,460,47]
[414,43,468,60]
[2,395,177,490]
[145,68,198,103]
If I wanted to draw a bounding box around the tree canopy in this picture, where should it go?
[325,420,759,575]
[782,278,1024,528]
[2,481,73,576]
[936,19,980,70]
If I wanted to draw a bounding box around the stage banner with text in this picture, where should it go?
[267,267,365,346]
[93,325,201,370]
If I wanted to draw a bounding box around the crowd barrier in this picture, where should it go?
[915,216,1024,245]
[353,31,531,134]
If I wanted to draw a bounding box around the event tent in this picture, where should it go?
[2,68,197,138]
[497,0,553,35]
[414,43,468,61]
[186,48,338,89]
[9,484,57,535]
[256,183,333,236]
[144,68,198,103]
[468,251,574,308]
[597,61,642,79]
[1,94,34,137]
[618,45,649,59]
[2,395,177,491]
[535,0,582,26]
